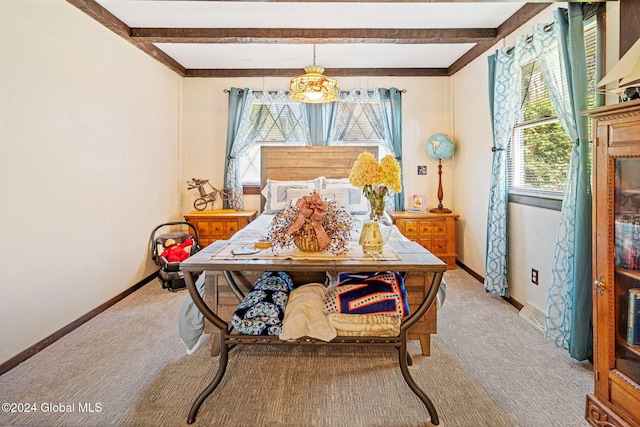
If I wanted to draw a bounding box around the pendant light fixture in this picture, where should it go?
[290,44,339,103]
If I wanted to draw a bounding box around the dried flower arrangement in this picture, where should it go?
[267,191,353,254]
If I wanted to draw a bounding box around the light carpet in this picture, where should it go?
[0,268,593,426]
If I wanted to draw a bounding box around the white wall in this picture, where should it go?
[181,76,453,215]
[450,51,495,275]
[605,1,620,96]
[0,1,181,365]
[452,4,562,310]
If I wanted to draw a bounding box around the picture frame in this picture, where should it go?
[412,194,426,210]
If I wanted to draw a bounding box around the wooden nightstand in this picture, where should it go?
[184,210,257,247]
[388,211,459,270]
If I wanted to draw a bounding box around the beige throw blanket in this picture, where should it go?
[279,283,337,342]
[327,313,400,337]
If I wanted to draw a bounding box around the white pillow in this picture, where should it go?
[261,178,323,214]
[322,177,350,187]
[286,188,350,209]
[324,183,369,214]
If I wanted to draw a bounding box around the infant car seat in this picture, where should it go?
[150,221,201,291]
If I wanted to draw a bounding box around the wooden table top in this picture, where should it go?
[180,239,447,273]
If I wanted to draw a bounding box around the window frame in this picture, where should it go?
[507,11,600,211]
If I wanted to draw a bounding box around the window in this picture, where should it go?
[238,101,308,186]
[328,97,393,156]
[331,99,385,143]
[238,95,392,186]
[509,59,572,198]
[508,18,597,204]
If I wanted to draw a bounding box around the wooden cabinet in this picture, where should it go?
[184,210,256,247]
[586,100,640,427]
[388,211,459,270]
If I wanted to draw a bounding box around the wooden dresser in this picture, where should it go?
[586,99,640,427]
[184,210,256,247]
[388,211,459,270]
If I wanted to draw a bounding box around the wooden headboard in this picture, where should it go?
[260,145,378,210]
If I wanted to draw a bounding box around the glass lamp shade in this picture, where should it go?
[290,66,339,103]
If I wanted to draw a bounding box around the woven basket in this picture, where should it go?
[293,219,320,252]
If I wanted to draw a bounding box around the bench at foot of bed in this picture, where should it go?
[203,270,438,357]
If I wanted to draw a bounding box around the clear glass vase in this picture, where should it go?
[363,184,387,222]
[368,196,386,222]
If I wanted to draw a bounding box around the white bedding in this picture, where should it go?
[229,212,410,246]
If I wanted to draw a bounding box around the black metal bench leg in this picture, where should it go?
[396,347,413,366]
[398,337,439,425]
[187,331,229,424]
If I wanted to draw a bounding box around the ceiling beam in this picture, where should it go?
[131,28,497,44]
[186,67,449,77]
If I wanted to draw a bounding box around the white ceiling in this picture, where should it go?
[154,43,478,70]
[90,1,539,73]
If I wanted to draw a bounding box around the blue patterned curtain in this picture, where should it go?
[379,88,404,210]
[542,5,592,361]
[223,88,251,209]
[224,89,309,209]
[307,103,336,146]
[484,49,518,297]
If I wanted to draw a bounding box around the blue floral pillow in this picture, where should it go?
[231,271,294,335]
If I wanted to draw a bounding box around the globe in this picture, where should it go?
[426,133,454,160]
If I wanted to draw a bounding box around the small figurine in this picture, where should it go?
[186,178,236,211]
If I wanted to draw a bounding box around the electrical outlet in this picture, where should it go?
[531,269,539,285]
[417,165,427,175]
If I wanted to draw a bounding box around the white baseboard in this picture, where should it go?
[519,302,545,334]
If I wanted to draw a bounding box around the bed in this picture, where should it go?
[180,146,446,424]
[201,146,439,357]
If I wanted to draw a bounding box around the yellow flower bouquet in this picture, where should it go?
[348,152,402,221]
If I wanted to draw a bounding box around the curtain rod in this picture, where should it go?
[505,22,554,55]
[223,88,406,94]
